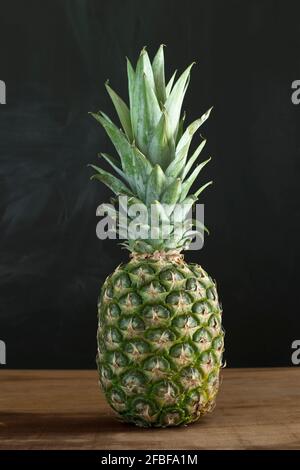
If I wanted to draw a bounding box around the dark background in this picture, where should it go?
[0,0,299,369]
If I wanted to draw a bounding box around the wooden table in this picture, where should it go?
[0,368,299,450]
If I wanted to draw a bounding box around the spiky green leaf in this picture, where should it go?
[165,63,194,137]
[191,218,210,235]
[90,112,152,198]
[140,48,156,90]
[130,145,153,199]
[166,109,212,180]
[180,161,211,201]
[144,73,162,139]
[131,240,155,254]
[183,155,211,185]
[126,58,135,110]
[131,50,160,154]
[146,164,166,206]
[165,70,177,98]
[89,165,133,196]
[90,48,214,253]
[161,178,182,207]
[148,111,175,168]
[194,181,213,198]
[182,139,207,180]
[105,83,133,141]
[130,52,146,151]
[176,108,212,156]
[152,45,166,104]
[165,140,190,178]
[99,152,126,180]
[176,112,186,145]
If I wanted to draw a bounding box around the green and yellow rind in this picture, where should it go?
[97,255,224,427]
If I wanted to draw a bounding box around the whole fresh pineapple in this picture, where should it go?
[90,46,224,427]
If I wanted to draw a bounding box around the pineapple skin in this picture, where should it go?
[97,255,224,427]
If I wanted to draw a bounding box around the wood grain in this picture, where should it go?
[0,368,300,450]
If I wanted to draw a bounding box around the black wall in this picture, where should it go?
[0,0,299,368]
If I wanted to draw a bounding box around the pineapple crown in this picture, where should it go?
[90,45,212,254]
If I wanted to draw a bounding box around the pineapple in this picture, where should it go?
[90,46,224,427]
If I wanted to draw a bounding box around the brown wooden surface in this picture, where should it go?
[0,368,300,450]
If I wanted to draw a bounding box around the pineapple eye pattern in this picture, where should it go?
[193,327,213,353]
[145,328,176,347]
[206,287,217,300]
[190,265,206,278]
[152,380,179,405]
[106,303,121,322]
[97,260,222,427]
[169,343,196,366]
[207,371,219,389]
[208,314,220,334]
[143,355,171,375]
[184,389,209,418]
[118,315,145,336]
[160,409,184,427]
[199,351,217,375]
[121,370,147,395]
[166,291,193,307]
[159,269,185,283]
[142,305,170,324]
[192,300,213,317]
[185,278,199,291]
[103,286,114,300]
[185,277,207,299]
[114,273,132,290]
[123,339,150,357]
[130,264,155,284]
[119,292,142,309]
[180,366,202,389]
[106,351,128,369]
[172,314,199,330]
[212,335,224,352]
[99,365,113,389]
[104,327,123,347]
[140,281,166,296]
[102,365,112,378]
[130,397,158,424]
[109,388,126,411]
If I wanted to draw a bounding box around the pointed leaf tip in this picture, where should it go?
[182,141,208,180]
[165,62,195,137]
[194,180,213,198]
[104,84,133,141]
